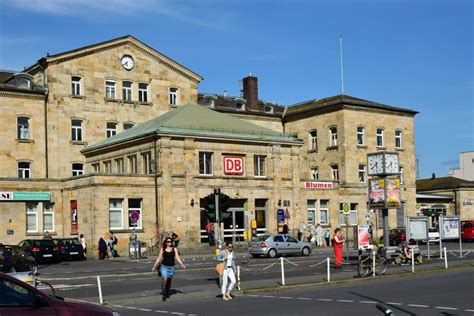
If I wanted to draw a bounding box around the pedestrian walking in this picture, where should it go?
[332,228,344,268]
[206,222,215,246]
[108,233,119,258]
[316,223,323,247]
[298,222,306,241]
[324,229,331,247]
[98,238,108,260]
[171,232,180,248]
[309,223,316,244]
[152,237,185,301]
[80,234,87,258]
[218,241,236,301]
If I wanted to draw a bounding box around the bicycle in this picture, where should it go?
[357,247,388,278]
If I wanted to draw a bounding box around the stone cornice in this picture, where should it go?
[0,89,45,100]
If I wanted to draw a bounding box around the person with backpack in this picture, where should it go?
[108,232,119,258]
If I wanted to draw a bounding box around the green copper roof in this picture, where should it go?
[83,102,300,152]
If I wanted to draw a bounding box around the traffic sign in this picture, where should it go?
[130,211,140,223]
[342,203,350,214]
[364,212,371,222]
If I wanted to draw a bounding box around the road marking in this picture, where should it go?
[435,306,457,311]
[386,302,403,306]
[279,296,293,299]
[338,299,355,303]
[126,306,138,309]
[170,313,186,315]
[408,304,429,308]
[139,308,153,312]
[317,298,333,302]
[359,301,377,304]
[154,311,169,314]
[297,297,313,301]
[262,295,276,298]
[465,309,474,312]
[246,294,260,297]
[112,304,124,308]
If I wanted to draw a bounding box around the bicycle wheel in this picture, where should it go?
[358,258,371,278]
[375,256,388,275]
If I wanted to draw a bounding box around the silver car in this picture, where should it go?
[249,234,312,258]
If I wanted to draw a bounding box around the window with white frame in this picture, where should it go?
[18,161,31,178]
[309,130,317,151]
[128,199,142,229]
[376,128,384,147]
[142,152,151,174]
[72,163,84,177]
[92,163,100,173]
[123,123,134,130]
[358,164,366,183]
[43,202,54,232]
[103,160,112,173]
[105,80,116,99]
[106,122,117,138]
[357,126,365,146]
[330,164,339,181]
[199,152,213,175]
[115,158,124,174]
[122,81,132,101]
[329,127,338,147]
[169,87,179,105]
[307,199,316,225]
[71,119,83,141]
[128,155,137,173]
[399,166,404,185]
[320,200,329,225]
[26,202,38,232]
[254,155,266,177]
[339,203,358,225]
[310,167,319,180]
[138,83,148,102]
[17,117,30,140]
[395,130,403,149]
[109,199,123,229]
[71,76,81,96]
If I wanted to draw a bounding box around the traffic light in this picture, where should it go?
[203,190,231,222]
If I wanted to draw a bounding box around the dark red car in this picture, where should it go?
[0,272,119,316]
[381,227,406,246]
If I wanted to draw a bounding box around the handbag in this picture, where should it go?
[215,262,224,276]
[157,264,162,277]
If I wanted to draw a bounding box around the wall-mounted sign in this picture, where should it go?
[277,209,285,233]
[463,199,474,206]
[7,229,14,235]
[304,181,334,189]
[440,216,460,239]
[223,156,244,175]
[0,192,51,201]
[71,200,78,234]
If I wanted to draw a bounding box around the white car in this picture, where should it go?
[428,228,440,243]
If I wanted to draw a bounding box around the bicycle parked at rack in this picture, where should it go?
[358,247,388,278]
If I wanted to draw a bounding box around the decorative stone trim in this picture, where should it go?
[0,90,45,100]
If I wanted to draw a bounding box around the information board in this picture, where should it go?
[406,216,428,241]
[440,216,460,239]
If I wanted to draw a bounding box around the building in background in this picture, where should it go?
[448,151,474,181]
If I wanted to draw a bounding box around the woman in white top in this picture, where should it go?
[80,234,87,258]
[218,241,236,301]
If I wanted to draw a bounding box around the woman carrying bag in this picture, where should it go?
[152,237,185,301]
[218,241,236,301]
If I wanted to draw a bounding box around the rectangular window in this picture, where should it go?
[128,199,142,229]
[376,128,384,147]
[103,160,112,173]
[128,155,137,173]
[199,152,213,175]
[254,155,266,177]
[331,164,339,181]
[92,163,100,173]
[71,119,83,141]
[138,83,148,102]
[115,158,124,174]
[395,130,403,149]
[399,166,404,185]
[320,200,329,225]
[142,152,151,174]
[309,130,317,151]
[106,122,117,138]
[18,162,31,178]
[123,123,134,130]
[330,127,338,147]
[307,199,316,225]
[357,126,365,146]
[105,80,116,99]
[43,202,54,232]
[358,164,366,183]
[72,163,84,177]
[122,81,132,101]
[169,87,179,105]
[311,167,319,180]
[339,203,358,226]
[109,199,123,229]
[26,202,38,232]
[17,117,30,140]
[71,76,81,96]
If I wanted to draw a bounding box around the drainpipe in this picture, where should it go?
[282,107,288,133]
[453,189,458,215]
[153,136,160,243]
[44,89,49,178]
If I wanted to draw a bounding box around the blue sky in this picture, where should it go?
[0,0,472,179]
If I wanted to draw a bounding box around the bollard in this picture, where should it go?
[327,257,330,282]
[444,247,448,269]
[460,238,463,258]
[372,250,376,277]
[97,276,104,304]
[280,257,285,286]
[439,239,443,259]
[237,266,241,291]
[411,249,415,273]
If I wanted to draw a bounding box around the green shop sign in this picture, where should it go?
[0,192,51,201]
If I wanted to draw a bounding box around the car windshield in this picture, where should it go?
[32,240,54,247]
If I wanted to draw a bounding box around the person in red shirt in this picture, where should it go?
[332,227,344,268]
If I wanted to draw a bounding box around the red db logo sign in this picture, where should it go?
[223,156,244,175]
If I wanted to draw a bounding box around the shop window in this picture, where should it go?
[128,199,142,229]
[17,117,30,140]
[307,200,316,225]
[339,203,358,226]
[72,163,84,177]
[43,202,54,232]
[26,202,38,232]
[199,152,213,175]
[109,199,123,229]
[18,161,31,178]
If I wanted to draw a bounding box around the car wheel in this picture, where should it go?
[268,248,277,258]
[301,247,310,256]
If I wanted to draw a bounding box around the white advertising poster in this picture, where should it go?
[441,217,460,239]
[407,217,428,241]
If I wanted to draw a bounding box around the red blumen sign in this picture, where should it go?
[224,156,244,175]
[304,181,334,189]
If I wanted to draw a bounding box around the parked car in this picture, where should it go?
[428,227,440,243]
[381,228,406,246]
[1,245,37,275]
[0,272,119,315]
[18,239,61,264]
[461,220,474,241]
[249,234,312,258]
[54,238,85,261]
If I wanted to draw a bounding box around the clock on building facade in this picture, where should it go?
[121,55,134,70]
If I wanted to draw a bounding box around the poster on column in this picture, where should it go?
[71,200,78,234]
[277,209,285,233]
[441,216,460,239]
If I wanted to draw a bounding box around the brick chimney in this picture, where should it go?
[243,75,259,111]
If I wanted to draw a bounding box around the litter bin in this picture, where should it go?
[129,241,147,259]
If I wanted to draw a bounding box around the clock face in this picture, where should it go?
[368,154,384,175]
[121,55,134,70]
[385,153,399,174]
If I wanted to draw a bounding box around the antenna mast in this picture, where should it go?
[339,35,345,95]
